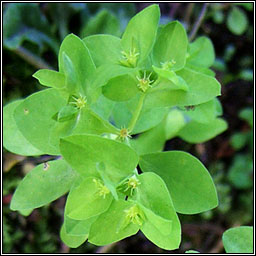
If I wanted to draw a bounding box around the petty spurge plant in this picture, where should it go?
[3,4,228,250]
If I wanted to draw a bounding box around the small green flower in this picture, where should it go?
[136,71,154,92]
[117,127,132,141]
[120,48,140,67]
[70,94,87,109]
[93,178,110,199]
[124,175,141,195]
[124,204,145,226]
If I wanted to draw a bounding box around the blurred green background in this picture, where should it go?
[3,3,253,253]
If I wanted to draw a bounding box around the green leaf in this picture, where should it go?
[57,105,78,122]
[60,224,88,248]
[91,64,136,90]
[227,7,248,35]
[213,10,224,24]
[135,172,175,220]
[139,151,218,214]
[235,3,253,11]
[130,120,166,155]
[141,206,172,236]
[33,69,66,89]
[141,205,180,250]
[67,108,118,136]
[239,108,253,127]
[3,3,58,53]
[65,177,113,220]
[89,200,140,245]
[60,134,139,183]
[96,162,118,200]
[185,250,200,253]
[121,4,160,66]
[3,100,43,156]
[102,74,139,102]
[83,34,122,67]
[19,209,33,216]
[164,109,186,140]
[64,214,97,236]
[230,132,248,150]
[81,9,120,37]
[187,37,215,68]
[135,172,181,250]
[178,118,228,143]
[185,64,216,77]
[58,34,96,94]
[90,95,115,121]
[111,94,168,134]
[223,226,253,253]
[182,99,218,124]
[10,160,77,211]
[14,89,67,155]
[153,21,188,71]
[144,68,221,109]
[152,66,189,91]
[228,154,253,189]
[132,107,168,134]
[62,52,78,94]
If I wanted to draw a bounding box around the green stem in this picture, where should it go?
[13,46,53,70]
[128,93,145,132]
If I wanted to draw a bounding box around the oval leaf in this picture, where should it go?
[88,200,140,245]
[14,89,67,155]
[65,177,113,220]
[10,160,77,211]
[57,105,78,122]
[64,214,97,236]
[3,100,43,156]
[153,21,188,71]
[60,224,88,248]
[121,4,160,66]
[144,68,221,109]
[223,226,253,253]
[178,118,228,143]
[135,172,181,250]
[60,134,139,183]
[227,7,248,35]
[187,36,215,68]
[58,34,96,93]
[33,69,66,89]
[102,73,139,102]
[83,34,122,67]
[139,151,218,214]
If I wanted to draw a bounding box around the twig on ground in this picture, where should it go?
[13,46,53,70]
[189,3,209,42]
[184,3,195,29]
